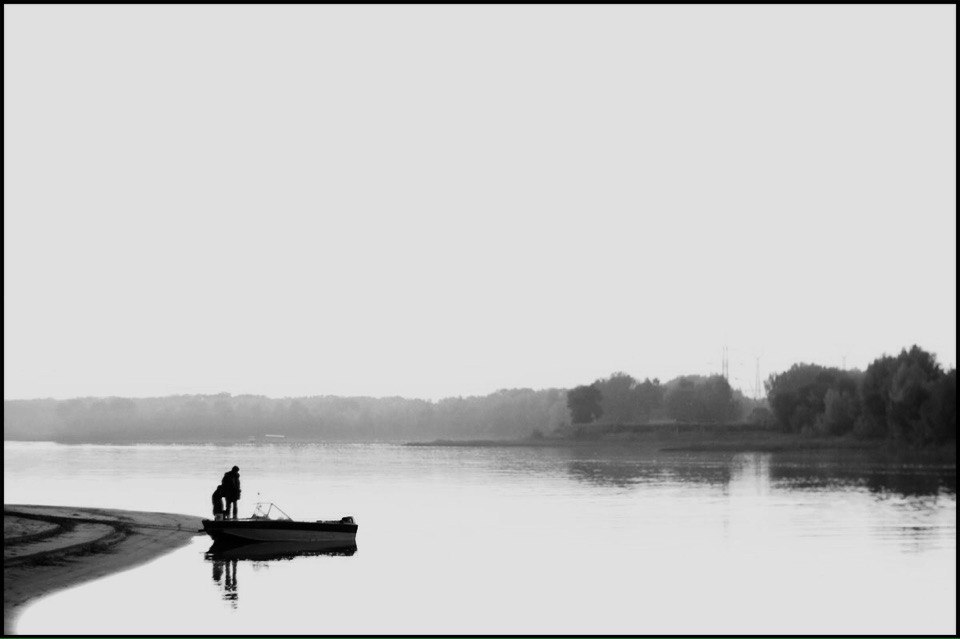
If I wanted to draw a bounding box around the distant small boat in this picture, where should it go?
[202,502,357,545]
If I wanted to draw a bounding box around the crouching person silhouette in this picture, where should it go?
[212,485,225,521]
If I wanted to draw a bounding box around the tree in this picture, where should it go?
[635,378,664,422]
[747,405,775,427]
[664,375,738,423]
[816,388,860,435]
[856,345,950,445]
[665,377,698,422]
[856,355,898,438]
[887,346,943,444]
[921,369,956,444]
[698,375,740,423]
[596,372,638,424]
[567,384,603,424]
[765,364,859,434]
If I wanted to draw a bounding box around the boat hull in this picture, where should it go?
[202,519,357,544]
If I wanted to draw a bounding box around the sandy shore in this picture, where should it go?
[3,504,203,635]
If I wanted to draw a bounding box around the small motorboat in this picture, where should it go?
[202,502,358,545]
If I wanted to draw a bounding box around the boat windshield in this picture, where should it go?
[249,502,293,521]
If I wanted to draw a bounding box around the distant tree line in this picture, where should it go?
[764,345,955,446]
[565,372,759,426]
[3,371,758,443]
[3,389,569,444]
[563,345,956,449]
[5,345,953,447]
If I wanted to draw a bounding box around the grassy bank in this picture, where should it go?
[407,423,956,459]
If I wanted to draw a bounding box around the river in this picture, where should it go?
[4,441,956,634]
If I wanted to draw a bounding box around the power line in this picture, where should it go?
[755,356,761,400]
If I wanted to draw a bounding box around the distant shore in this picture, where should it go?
[7,422,953,459]
[405,423,957,459]
[3,505,203,635]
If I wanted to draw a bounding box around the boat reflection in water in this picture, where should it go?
[205,540,358,607]
[207,539,358,560]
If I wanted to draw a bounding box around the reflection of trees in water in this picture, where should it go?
[769,463,955,497]
[874,468,955,496]
[564,450,955,498]
[565,456,732,488]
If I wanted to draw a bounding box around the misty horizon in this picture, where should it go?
[4,5,955,404]
[4,342,954,403]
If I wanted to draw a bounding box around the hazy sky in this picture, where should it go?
[4,5,956,401]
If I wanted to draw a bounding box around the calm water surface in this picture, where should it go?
[4,441,956,634]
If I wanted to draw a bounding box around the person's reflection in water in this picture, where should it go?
[210,559,239,607]
[223,559,239,606]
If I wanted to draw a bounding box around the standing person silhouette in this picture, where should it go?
[221,466,241,519]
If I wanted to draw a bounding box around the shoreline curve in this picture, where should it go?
[4,504,203,635]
